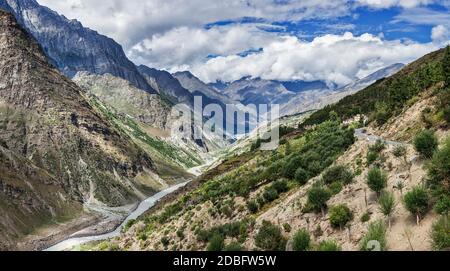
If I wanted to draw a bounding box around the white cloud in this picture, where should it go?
[356,0,436,8]
[129,24,277,70]
[188,32,437,85]
[431,25,450,45]
[393,7,450,26]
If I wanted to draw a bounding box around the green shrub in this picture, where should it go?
[431,215,450,251]
[247,200,259,214]
[321,165,354,185]
[329,181,343,195]
[264,161,283,181]
[255,221,286,251]
[263,187,279,202]
[138,232,147,241]
[292,229,311,251]
[413,129,438,158]
[224,242,243,251]
[282,156,301,179]
[374,102,391,125]
[360,212,371,223]
[404,186,430,225]
[329,204,353,229]
[392,145,407,158]
[317,240,342,251]
[379,191,396,228]
[369,140,386,153]
[294,168,309,185]
[434,196,450,215]
[307,185,331,213]
[359,220,387,251]
[207,234,224,251]
[367,167,387,196]
[161,236,170,247]
[378,191,396,215]
[176,230,185,240]
[366,151,379,165]
[427,138,450,195]
[272,180,289,194]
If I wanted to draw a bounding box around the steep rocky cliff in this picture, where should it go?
[0,9,169,249]
[73,72,171,130]
[0,0,155,93]
[138,65,195,106]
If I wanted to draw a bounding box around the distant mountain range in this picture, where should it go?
[183,63,404,117]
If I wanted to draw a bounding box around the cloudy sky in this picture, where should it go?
[38,0,450,85]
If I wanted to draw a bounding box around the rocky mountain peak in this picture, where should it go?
[0,0,156,94]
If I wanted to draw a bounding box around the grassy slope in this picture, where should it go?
[301,48,446,129]
[87,95,196,179]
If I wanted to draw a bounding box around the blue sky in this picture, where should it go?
[38,0,450,85]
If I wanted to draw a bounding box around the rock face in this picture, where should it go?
[138,65,194,106]
[173,71,233,105]
[0,9,163,249]
[73,72,170,130]
[0,0,155,93]
[218,77,297,106]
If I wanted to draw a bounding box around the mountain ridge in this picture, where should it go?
[0,0,156,93]
[0,8,182,250]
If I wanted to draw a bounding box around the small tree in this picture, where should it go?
[207,234,224,251]
[434,196,450,216]
[321,165,354,185]
[413,129,438,159]
[427,138,450,195]
[247,200,259,214]
[292,229,311,251]
[404,186,430,225]
[378,191,396,229]
[431,215,450,251]
[255,221,286,251]
[294,168,309,185]
[272,180,289,194]
[392,145,407,159]
[263,187,279,202]
[367,167,388,197]
[318,240,342,251]
[307,185,331,215]
[329,204,353,230]
[224,242,243,251]
[359,220,387,251]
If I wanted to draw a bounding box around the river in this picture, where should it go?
[44,182,189,251]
